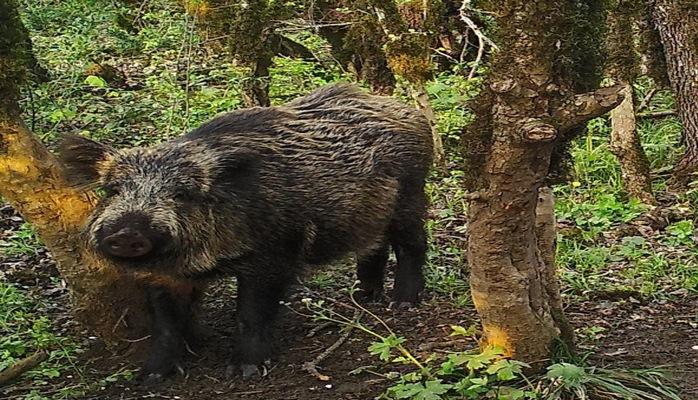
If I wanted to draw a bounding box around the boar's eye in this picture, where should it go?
[96,184,119,198]
[172,188,193,202]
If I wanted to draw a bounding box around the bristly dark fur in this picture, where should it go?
[58,83,433,381]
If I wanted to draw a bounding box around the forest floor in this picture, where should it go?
[1,199,697,400]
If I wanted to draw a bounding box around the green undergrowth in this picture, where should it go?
[0,222,42,257]
[0,282,137,400]
[299,287,682,400]
[553,78,696,299]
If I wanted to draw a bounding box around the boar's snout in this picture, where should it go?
[95,212,173,262]
[101,227,153,258]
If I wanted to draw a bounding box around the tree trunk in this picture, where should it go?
[241,55,272,107]
[610,83,655,204]
[648,0,698,178]
[0,109,151,342]
[465,1,624,368]
[0,0,150,343]
[409,82,447,171]
[534,187,575,350]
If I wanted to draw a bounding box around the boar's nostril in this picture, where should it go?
[102,228,153,258]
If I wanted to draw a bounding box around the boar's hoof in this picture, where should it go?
[139,366,183,385]
[224,363,263,380]
[241,364,262,380]
[140,372,167,385]
[138,361,184,385]
[389,301,417,310]
[226,363,265,380]
[356,288,384,304]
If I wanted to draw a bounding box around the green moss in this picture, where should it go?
[0,0,31,105]
[315,0,445,89]
[605,0,641,82]
[385,33,432,82]
[195,0,298,65]
[636,3,669,85]
[558,0,606,92]
[460,85,493,190]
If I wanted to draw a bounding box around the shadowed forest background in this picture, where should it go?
[0,0,696,399]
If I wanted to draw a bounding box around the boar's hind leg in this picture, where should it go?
[233,273,290,379]
[389,186,427,307]
[141,284,197,382]
[356,244,389,302]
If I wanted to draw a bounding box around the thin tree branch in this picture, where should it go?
[637,109,676,118]
[303,309,362,381]
[637,88,657,111]
[459,1,498,79]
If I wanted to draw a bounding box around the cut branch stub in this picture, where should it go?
[491,79,517,94]
[554,84,626,134]
[519,119,557,142]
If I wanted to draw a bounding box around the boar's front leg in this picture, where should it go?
[140,283,197,383]
[232,273,291,379]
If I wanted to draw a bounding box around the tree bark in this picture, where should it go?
[465,1,624,369]
[610,83,655,204]
[0,0,150,343]
[648,0,698,178]
[534,187,575,350]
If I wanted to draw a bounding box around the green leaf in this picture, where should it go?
[368,335,405,362]
[84,75,108,88]
[390,382,425,399]
[486,359,523,381]
[449,324,477,337]
[423,379,451,395]
[48,108,76,123]
[546,363,587,388]
[497,387,527,400]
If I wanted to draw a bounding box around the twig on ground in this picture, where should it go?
[418,339,472,352]
[637,88,657,112]
[637,110,676,118]
[112,306,129,333]
[124,335,151,343]
[307,321,334,338]
[0,350,48,387]
[303,309,363,382]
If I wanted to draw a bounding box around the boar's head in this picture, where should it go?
[58,134,257,277]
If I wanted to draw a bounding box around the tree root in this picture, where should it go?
[0,350,48,387]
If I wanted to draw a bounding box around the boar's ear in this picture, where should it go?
[58,134,116,187]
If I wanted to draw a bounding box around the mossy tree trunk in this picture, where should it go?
[463,1,624,368]
[648,0,698,179]
[610,83,656,204]
[314,0,397,95]
[606,0,655,203]
[185,0,289,108]
[241,55,272,107]
[375,0,447,170]
[0,0,150,343]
